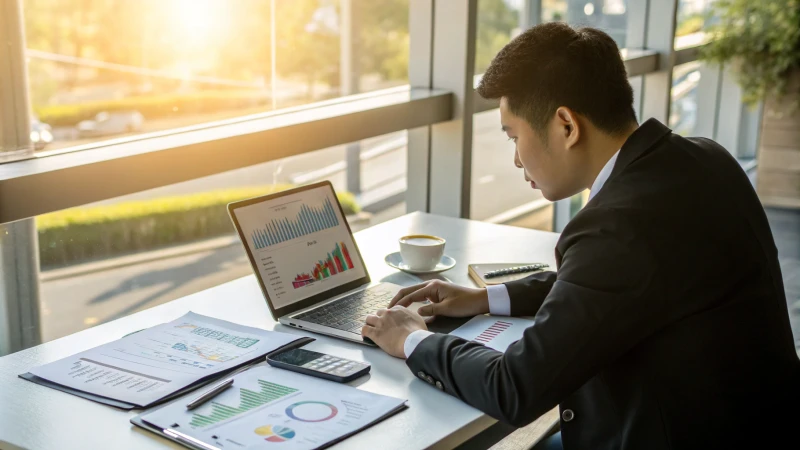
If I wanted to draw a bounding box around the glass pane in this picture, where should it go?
[670,61,702,136]
[475,0,523,74]
[22,0,409,154]
[675,0,717,49]
[541,0,629,48]
[470,109,553,231]
[36,131,407,342]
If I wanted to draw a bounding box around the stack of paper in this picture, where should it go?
[23,312,310,409]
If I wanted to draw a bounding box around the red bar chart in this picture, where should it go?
[291,242,355,289]
[473,320,513,344]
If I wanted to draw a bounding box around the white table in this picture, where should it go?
[0,212,559,450]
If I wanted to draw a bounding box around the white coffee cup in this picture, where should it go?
[399,234,446,271]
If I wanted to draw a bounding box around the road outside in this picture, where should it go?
[39,110,545,342]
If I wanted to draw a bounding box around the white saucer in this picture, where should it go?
[384,252,456,274]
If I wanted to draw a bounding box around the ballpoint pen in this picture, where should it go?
[186,378,234,410]
[483,263,549,279]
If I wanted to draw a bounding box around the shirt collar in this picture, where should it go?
[588,149,620,201]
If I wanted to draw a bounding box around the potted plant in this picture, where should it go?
[700,1,800,209]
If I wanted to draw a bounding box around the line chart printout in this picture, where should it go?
[449,315,535,352]
[232,185,367,309]
[29,312,300,406]
[141,365,407,450]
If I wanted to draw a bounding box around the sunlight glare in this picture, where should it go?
[169,0,226,40]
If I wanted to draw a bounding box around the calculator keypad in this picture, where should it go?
[301,356,366,376]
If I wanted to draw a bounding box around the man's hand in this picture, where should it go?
[388,280,489,318]
[362,306,427,358]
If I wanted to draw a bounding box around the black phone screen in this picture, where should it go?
[271,348,325,366]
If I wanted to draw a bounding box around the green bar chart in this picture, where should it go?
[190,380,299,428]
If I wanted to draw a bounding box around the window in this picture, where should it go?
[475,0,522,74]
[675,0,716,49]
[472,1,554,230]
[35,131,407,342]
[22,0,409,155]
[542,0,629,47]
[470,108,554,230]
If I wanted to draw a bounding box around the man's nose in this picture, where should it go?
[514,151,523,169]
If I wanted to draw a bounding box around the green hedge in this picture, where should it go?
[38,186,359,268]
[34,90,271,127]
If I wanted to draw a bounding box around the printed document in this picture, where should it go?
[449,315,534,352]
[140,365,407,449]
[30,312,300,406]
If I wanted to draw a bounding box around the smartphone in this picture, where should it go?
[266,348,371,383]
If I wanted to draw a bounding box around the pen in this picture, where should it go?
[484,263,549,279]
[186,378,234,410]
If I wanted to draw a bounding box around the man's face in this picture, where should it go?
[500,97,580,201]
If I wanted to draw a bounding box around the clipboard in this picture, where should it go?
[130,363,409,450]
[130,400,408,450]
[19,336,315,410]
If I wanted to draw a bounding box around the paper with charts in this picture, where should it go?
[450,315,534,352]
[29,312,301,406]
[141,365,407,450]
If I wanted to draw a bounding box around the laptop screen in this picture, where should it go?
[230,183,368,312]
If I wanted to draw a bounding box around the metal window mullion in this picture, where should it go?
[640,0,679,124]
[0,0,41,355]
[693,63,723,138]
[409,0,478,218]
[521,0,542,29]
[340,0,362,195]
[407,0,436,213]
[715,65,763,162]
[430,0,477,218]
[737,101,763,161]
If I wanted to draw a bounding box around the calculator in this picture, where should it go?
[267,348,371,383]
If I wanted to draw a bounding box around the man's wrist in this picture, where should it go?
[480,288,491,314]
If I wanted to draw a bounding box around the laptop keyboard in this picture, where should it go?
[293,288,393,334]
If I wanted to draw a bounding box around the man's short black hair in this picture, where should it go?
[477,22,637,137]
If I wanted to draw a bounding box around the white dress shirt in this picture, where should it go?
[403,149,621,358]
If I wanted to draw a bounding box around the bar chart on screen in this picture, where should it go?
[251,197,339,249]
[292,242,355,289]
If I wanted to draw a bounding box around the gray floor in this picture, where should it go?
[765,207,800,353]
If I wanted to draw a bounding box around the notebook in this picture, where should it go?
[467,263,549,288]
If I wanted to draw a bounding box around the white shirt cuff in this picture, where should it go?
[404,330,434,358]
[486,284,511,316]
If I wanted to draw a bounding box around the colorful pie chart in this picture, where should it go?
[254,425,296,443]
[285,401,339,422]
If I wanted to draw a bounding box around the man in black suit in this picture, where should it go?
[361,22,800,449]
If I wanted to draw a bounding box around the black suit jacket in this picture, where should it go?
[407,119,800,449]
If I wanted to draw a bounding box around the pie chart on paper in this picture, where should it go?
[254,424,296,443]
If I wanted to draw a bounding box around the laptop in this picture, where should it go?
[228,181,421,345]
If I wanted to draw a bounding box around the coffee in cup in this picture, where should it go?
[399,235,446,271]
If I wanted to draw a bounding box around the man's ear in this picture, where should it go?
[556,107,580,149]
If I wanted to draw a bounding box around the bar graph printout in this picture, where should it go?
[232,185,367,309]
[449,315,535,352]
[141,365,407,450]
[29,312,301,406]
